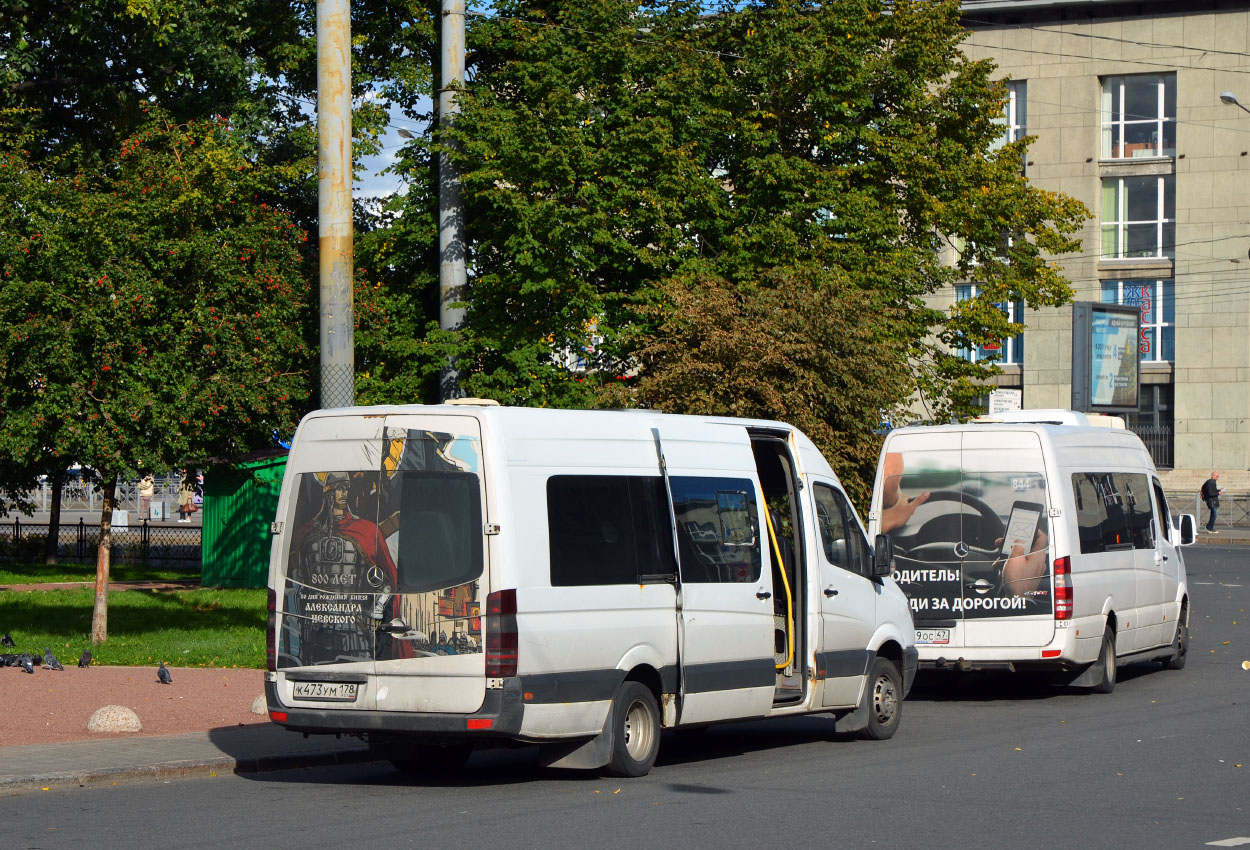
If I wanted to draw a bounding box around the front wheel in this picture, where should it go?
[1091,627,1117,694]
[605,681,661,777]
[860,657,903,740]
[1163,603,1189,670]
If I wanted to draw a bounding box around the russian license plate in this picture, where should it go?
[292,681,359,702]
[915,628,951,646]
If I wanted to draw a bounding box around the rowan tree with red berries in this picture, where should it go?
[0,112,314,641]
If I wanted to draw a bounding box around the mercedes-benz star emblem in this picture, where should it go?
[953,541,970,558]
[366,565,385,588]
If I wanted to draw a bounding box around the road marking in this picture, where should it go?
[1224,584,1242,587]
[1207,839,1250,847]
[1196,582,1215,585]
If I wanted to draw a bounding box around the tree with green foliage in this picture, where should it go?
[411,0,1087,491]
[0,112,313,641]
[0,0,318,161]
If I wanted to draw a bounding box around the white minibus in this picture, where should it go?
[265,402,916,776]
[868,410,1193,692]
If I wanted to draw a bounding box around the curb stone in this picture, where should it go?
[0,747,378,794]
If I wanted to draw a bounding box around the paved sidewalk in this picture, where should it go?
[1195,528,1250,544]
[0,722,375,793]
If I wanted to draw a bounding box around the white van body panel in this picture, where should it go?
[267,405,916,762]
[870,413,1190,676]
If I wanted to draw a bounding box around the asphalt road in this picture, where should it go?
[3,545,1246,850]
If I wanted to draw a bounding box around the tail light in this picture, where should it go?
[266,587,277,672]
[1054,556,1073,621]
[485,589,518,677]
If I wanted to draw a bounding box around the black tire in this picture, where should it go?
[1163,603,1189,671]
[386,743,473,776]
[605,681,661,777]
[1091,627,1117,694]
[860,657,903,740]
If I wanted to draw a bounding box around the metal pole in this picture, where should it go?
[317,0,355,408]
[439,0,467,400]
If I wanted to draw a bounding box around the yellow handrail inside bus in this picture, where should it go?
[764,506,795,671]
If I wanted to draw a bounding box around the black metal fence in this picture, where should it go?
[1130,424,1173,469]
[0,518,201,567]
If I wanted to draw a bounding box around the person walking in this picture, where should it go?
[177,471,196,523]
[138,472,155,520]
[1201,471,1224,533]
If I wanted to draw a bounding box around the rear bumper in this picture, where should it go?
[266,677,525,740]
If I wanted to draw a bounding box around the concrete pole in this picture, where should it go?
[439,0,467,400]
[317,0,355,408]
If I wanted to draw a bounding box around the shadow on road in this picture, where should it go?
[906,660,1168,702]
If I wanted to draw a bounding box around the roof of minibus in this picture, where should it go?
[300,403,799,435]
[297,404,839,477]
[883,420,1152,463]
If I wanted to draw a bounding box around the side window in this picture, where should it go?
[814,484,850,569]
[671,476,762,583]
[1071,472,1135,553]
[547,475,675,587]
[814,483,870,575]
[1152,478,1172,542]
[1073,474,1107,554]
[1116,472,1153,550]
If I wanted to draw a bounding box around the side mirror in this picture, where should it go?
[1178,514,1196,546]
[872,533,895,577]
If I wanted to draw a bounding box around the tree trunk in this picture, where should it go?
[90,474,118,645]
[44,468,65,565]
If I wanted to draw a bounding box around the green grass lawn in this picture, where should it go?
[0,561,197,585]
[0,585,266,669]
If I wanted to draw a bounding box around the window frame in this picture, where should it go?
[1101,73,1176,160]
[955,283,1025,365]
[1100,278,1174,363]
[1100,174,1175,260]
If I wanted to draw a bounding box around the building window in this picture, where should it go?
[1101,74,1176,159]
[1100,279,1174,362]
[992,80,1027,146]
[1100,175,1174,259]
[956,284,1024,365]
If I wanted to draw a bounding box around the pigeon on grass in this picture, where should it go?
[1,632,13,647]
[157,660,172,684]
[43,647,65,671]
[78,650,93,668]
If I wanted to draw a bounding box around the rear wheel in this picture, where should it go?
[1163,603,1189,671]
[1091,627,1117,694]
[860,657,902,740]
[605,681,660,777]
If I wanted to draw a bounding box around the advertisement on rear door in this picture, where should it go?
[278,428,485,668]
[879,446,1053,623]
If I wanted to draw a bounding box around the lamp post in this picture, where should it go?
[317,0,354,409]
[1220,91,1250,115]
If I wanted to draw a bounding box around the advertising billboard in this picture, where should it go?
[1071,302,1140,413]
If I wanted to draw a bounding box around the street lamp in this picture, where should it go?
[1220,91,1250,115]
